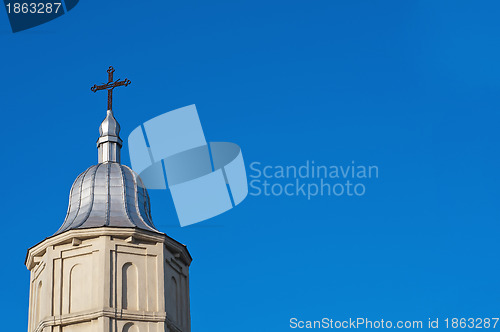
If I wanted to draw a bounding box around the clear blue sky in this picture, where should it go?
[1,1,500,330]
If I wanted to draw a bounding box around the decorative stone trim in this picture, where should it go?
[26,227,192,269]
[33,307,173,331]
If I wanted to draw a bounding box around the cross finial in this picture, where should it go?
[91,66,131,111]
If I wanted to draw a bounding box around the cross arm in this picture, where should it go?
[91,78,131,92]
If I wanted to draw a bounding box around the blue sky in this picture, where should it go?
[1,0,500,330]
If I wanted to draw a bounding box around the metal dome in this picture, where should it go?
[55,162,160,235]
[54,73,163,236]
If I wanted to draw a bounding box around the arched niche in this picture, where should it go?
[69,264,90,313]
[122,263,139,310]
[171,276,180,323]
[123,322,139,332]
[35,280,42,325]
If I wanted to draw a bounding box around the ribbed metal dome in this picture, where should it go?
[55,74,162,236]
[55,162,160,235]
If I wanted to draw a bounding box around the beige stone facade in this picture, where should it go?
[26,227,192,332]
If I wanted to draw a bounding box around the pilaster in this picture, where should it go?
[26,227,191,332]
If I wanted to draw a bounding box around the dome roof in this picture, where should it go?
[55,75,163,236]
[55,162,160,235]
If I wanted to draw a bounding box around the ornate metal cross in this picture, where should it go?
[91,66,131,111]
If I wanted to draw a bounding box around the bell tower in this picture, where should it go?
[25,67,192,332]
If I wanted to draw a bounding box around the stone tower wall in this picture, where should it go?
[26,228,191,332]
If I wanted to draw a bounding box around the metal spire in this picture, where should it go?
[97,109,122,163]
[91,66,131,163]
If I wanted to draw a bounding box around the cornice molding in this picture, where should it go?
[32,307,184,332]
[26,227,192,269]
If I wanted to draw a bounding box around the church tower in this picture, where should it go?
[25,67,192,332]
